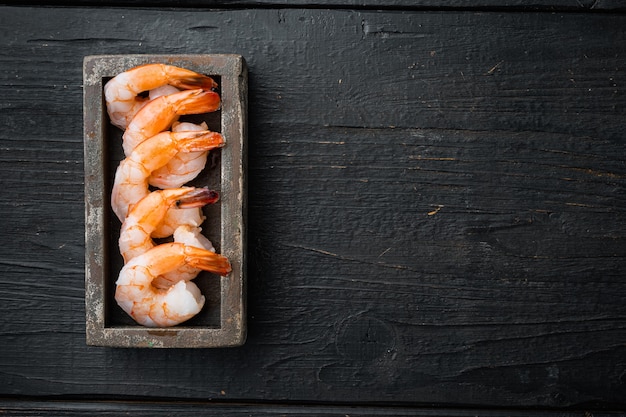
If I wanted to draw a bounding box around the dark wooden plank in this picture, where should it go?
[591,0,626,10]
[1,400,621,417]
[0,5,625,410]
[4,0,622,11]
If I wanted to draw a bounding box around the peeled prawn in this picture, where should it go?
[119,187,219,263]
[104,63,217,130]
[122,88,221,157]
[149,121,211,189]
[119,187,219,288]
[115,242,231,327]
[153,224,217,289]
[111,130,224,236]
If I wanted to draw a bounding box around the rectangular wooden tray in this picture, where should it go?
[83,54,247,348]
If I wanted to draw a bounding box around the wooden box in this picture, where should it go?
[83,55,247,348]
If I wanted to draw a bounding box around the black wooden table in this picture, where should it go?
[1,1,625,415]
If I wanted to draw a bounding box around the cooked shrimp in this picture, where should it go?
[122,88,221,156]
[153,224,217,289]
[115,242,231,327]
[120,187,219,288]
[111,130,224,228]
[119,187,219,263]
[149,121,211,189]
[104,63,217,130]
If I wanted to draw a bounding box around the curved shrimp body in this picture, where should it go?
[115,242,231,327]
[119,187,219,264]
[122,88,221,157]
[149,121,211,189]
[104,63,217,130]
[153,224,217,289]
[111,129,225,224]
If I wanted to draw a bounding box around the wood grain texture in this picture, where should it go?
[0,4,624,411]
[1,400,623,417]
[6,0,622,12]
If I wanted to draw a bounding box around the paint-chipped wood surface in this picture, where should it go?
[0,2,625,415]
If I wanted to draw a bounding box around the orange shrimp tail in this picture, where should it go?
[175,89,221,115]
[184,246,232,276]
[172,75,218,91]
[175,131,225,153]
[160,64,219,90]
[176,187,220,209]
